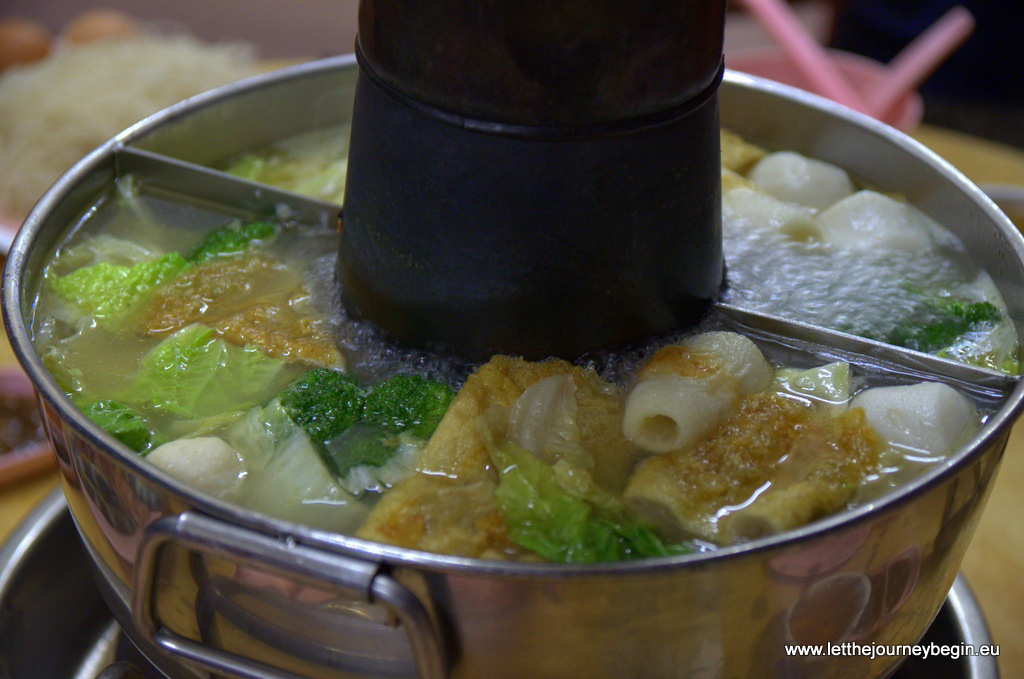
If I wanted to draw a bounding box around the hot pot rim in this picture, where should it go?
[3,55,1024,578]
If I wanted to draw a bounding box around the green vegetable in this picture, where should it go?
[277,367,366,445]
[40,348,85,396]
[487,438,690,563]
[289,160,349,204]
[186,219,277,263]
[321,423,401,477]
[224,154,266,182]
[223,400,367,531]
[883,297,1002,353]
[363,374,455,438]
[775,361,851,407]
[47,220,279,319]
[48,252,188,318]
[276,369,455,478]
[83,400,151,451]
[125,324,290,419]
[222,127,349,205]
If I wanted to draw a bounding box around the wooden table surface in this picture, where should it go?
[2,123,1023,677]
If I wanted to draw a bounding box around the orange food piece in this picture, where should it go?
[62,8,138,44]
[140,253,342,367]
[0,18,52,71]
[625,394,880,542]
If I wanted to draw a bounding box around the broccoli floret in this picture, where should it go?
[884,298,1002,353]
[83,400,151,452]
[277,369,455,478]
[186,219,277,263]
[321,423,400,477]
[277,367,365,446]
[48,252,188,318]
[363,374,455,438]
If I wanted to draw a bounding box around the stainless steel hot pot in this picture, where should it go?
[4,55,1024,679]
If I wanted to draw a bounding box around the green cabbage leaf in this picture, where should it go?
[486,433,690,563]
[47,252,188,319]
[82,399,152,452]
[123,324,291,419]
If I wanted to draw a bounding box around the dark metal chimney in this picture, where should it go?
[338,0,728,361]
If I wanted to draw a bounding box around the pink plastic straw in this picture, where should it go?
[868,6,975,122]
[734,0,870,112]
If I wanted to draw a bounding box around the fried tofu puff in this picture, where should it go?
[624,393,881,544]
[140,253,343,367]
[622,332,880,544]
[720,128,766,175]
[357,355,633,559]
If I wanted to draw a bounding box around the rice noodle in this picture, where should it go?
[0,32,260,221]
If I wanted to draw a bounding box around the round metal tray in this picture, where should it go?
[0,488,1002,679]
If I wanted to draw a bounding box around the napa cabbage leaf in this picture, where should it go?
[185,219,277,263]
[123,324,292,419]
[485,434,690,563]
[82,399,152,452]
[47,252,188,319]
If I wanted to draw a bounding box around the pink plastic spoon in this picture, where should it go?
[734,0,870,113]
[868,6,975,124]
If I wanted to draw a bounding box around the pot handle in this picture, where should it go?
[130,512,448,679]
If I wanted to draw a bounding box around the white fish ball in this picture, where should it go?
[748,151,854,210]
[817,190,937,251]
[851,382,976,457]
[147,436,245,499]
[723,187,821,242]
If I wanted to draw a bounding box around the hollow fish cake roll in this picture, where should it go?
[624,331,773,454]
[622,374,738,453]
[681,331,774,395]
[634,331,772,390]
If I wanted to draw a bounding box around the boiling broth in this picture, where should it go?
[27,134,1016,561]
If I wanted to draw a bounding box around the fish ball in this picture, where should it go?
[148,436,245,499]
[817,190,937,251]
[749,151,854,210]
[723,187,821,242]
[851,382,976,457]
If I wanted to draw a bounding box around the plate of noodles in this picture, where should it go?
[0,8,263,255]
[0,215,18,255]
